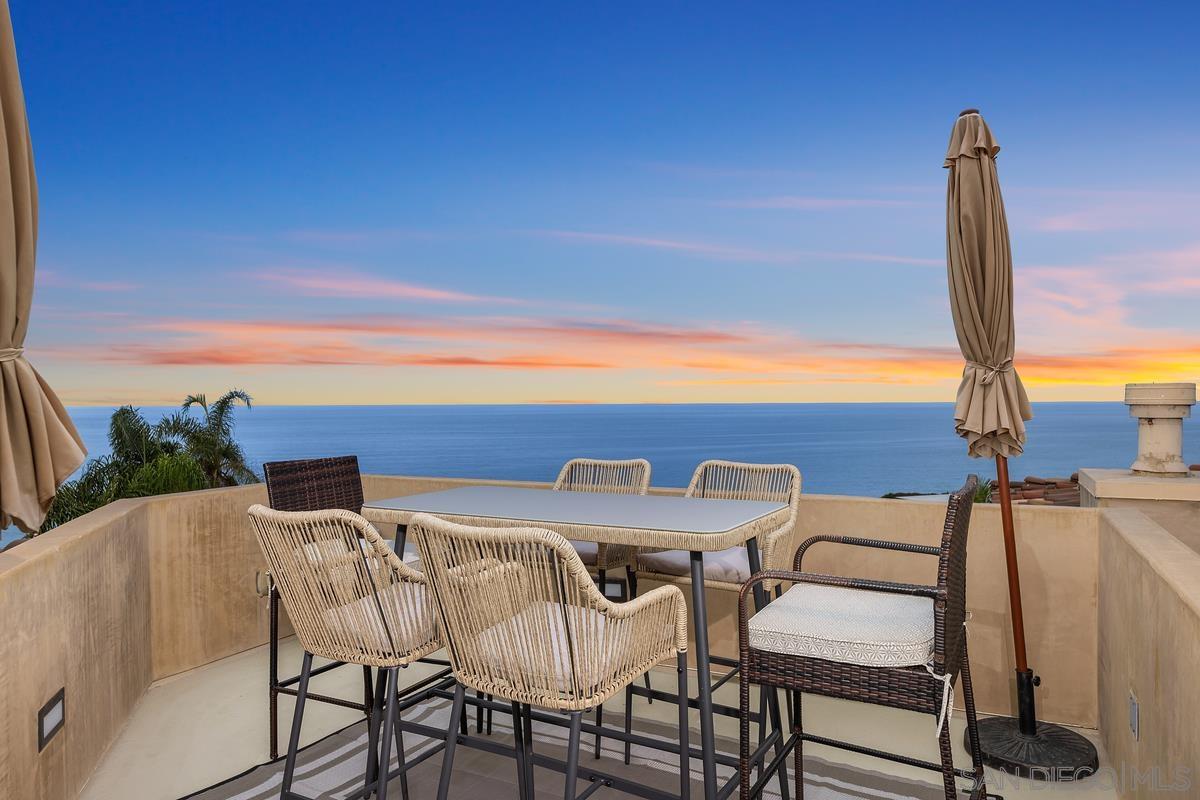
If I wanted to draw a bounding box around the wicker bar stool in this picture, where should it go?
[410,513,690,800]
[262,456,375,760]
[736,476,989,800]
[248,505,442,800]
[636,461,802,594]
[555,457,654,754]
[629,460,801,776]
[554,457,651,600]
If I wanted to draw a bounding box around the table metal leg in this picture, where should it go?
[269,581,280,760]
[523,703,537,797]
[746,538,791,800]
[394,524,408,557]
[689,551,718,799]
[365,668,386,787]
[512,701,530,800]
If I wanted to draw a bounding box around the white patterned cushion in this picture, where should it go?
[747,583,934,667]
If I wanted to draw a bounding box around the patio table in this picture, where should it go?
[362,485,791,800]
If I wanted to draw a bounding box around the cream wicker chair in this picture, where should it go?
[247,505,442,800]
[629,460,801,771]
[555,457,655,753]
[554,457,651,600]
[410,513,690,800]
[636,460,802,592]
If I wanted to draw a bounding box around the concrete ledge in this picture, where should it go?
[1079,467,1200,502]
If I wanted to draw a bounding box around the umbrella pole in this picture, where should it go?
[994,454,1037,735]
[972,454,1099,778]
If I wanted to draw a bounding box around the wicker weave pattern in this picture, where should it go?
[637,460,801,591]
[365,504,789,553]
[554,458,651,572]
[553,458,651,495]
[410,513,687,712]
[248,505,440,668]
[736,476,985,800]
[263,456,364,514]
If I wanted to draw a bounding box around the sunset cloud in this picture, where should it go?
[1021,188,1200,233]
[251,268,522,304]
[39,306,1200,392]
[37,269,141,292]
[530,230,940,267]
[721,196,925,210]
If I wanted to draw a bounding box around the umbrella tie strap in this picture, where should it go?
[0,347,23,362]
[967,359,1012,385]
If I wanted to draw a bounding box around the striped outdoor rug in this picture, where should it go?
[182,697,943,800]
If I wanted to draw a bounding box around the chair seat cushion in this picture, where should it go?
[321,581,435,656]
[477,600,609,690]
[747,583,935,667]
[638,546,750,584]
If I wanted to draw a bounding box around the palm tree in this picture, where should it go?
[158,389,259,487]
[40,389,257,532]
[41,405,208,530]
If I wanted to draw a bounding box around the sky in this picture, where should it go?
[12,1,1200,405]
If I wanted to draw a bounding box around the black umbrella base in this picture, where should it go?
[970,716,1099,780]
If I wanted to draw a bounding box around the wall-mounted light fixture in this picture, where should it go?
[38,688,65,751]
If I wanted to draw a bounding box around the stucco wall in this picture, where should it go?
[0,474,1105,799]
[0,501,152,800]
[1098,509,1200,797]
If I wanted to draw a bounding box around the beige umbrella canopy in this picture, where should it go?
[943,111,1099,776]
[944,109,1032,458]
[0,0,86,533]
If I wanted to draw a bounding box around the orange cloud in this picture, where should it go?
[40,309,1200,393]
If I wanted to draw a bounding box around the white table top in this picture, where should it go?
[362,485,785,535]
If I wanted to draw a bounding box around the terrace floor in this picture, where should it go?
[80,637,1118,800]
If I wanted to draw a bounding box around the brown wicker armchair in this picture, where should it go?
[248,505,441,800]
[736,476,988,800]
[410,513,690,800]
[262,455,372,761]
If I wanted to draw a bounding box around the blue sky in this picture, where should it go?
[13,1,1200,404]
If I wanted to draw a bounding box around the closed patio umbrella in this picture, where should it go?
[945,109,1096,778]
[0,0,86,533]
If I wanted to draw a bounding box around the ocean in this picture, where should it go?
[3,402,1192,549]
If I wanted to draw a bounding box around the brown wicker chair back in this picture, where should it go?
[263,455,363,514]
[936,475,977,680]
[247,505,438,668]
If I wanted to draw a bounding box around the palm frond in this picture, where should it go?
[208,389,252,438]
[181,394,208,414]
[107,406,158,466]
